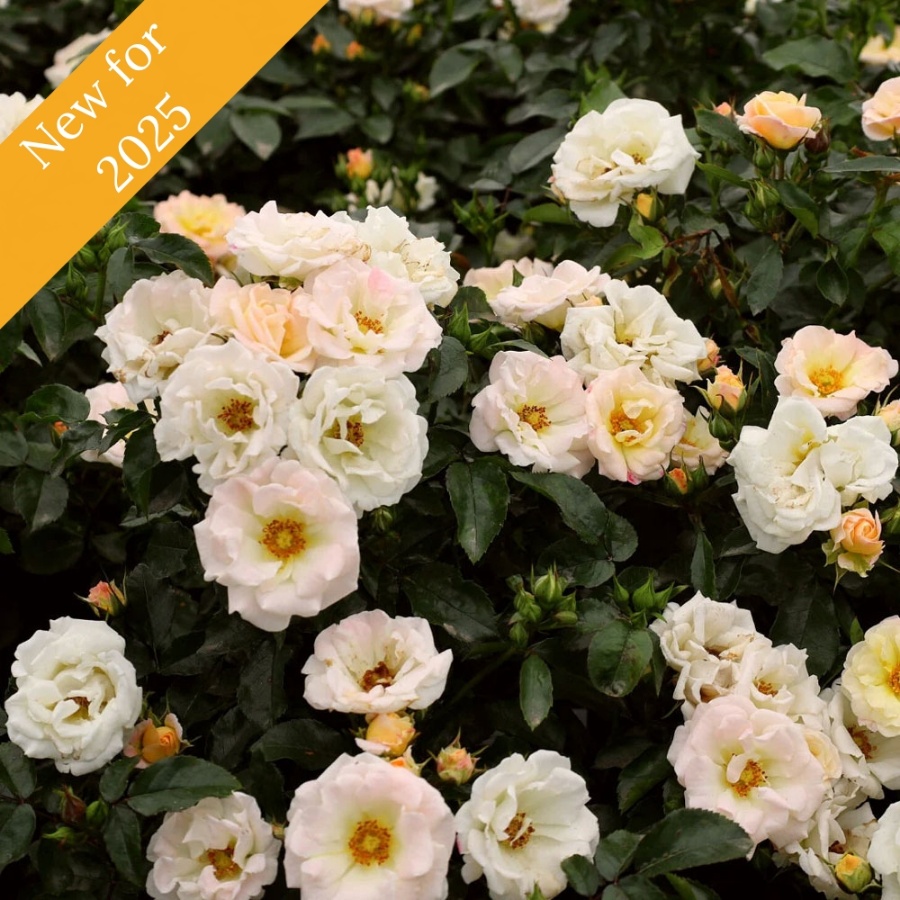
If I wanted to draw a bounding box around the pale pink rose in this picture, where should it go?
[154,191,246,263]
[736,91,822,150]
[208,279,316,373]
[671,408,728,475]
[669,694,829,849]
[489,260,610,330]
[862,77,900,141]
[193,457,360,631]
[304,258,441,376]
[469,350,593,477]
[462,258,554,301]
[774,325,898,420]
[585,364,685,483]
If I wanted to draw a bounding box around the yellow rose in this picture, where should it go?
[735,91,822,150]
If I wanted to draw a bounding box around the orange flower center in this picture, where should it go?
[359,661,394,691]
[518,404,551,431]
[849,726,874,760]
[730,759,767,797]
[217,398,256,434]
[609,409,641,436]
[354,311,384,334]
[348,819,392,866]
[502,811,535,850]
[754,680,778,697]
[259,518,307,561]
[889,664,900,696]
[329,418,365,447]
[809,366,844,396]
[205,844,242,881]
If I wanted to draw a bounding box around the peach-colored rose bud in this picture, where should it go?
[362,712,416,757]
[878,399,900,445]
[735,91,822,150]
[634,192,656,220]
[714,101,733,117]
[706,365,745,415]
[862,77,900,141]
[699,338,721,374]
[388,748,423,775]
[346,147,374,181]
[123,714,184,768]
[834,853,873,893]
[52,421,68,435]
[82,580,126,616]
[436,741,477,785]
[666,467,690,496]
[829,509,884,577]
[58,786,86,824]
[311,33,332,54]
[346,40,365,60]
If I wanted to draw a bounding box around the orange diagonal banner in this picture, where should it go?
[0,0,328,329]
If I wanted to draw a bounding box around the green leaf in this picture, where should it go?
[495,42,523,81]
[771,587,839,677]
[0,528,11,555]
[511,472,610,545]
[824,156,900,174]
[627,217,667,260]
[595,830,644,881]
[874,222,900,275]
[617,744,672,813]
[604,875,668,900]
[122,426,160,515]
[100,757,141,803]
[694,108,750,151]
[0,426,27,467]
[13,469,68,531]
[27,289,66,361]
[633,808,753,877]
[251,719,350,768]
[134,233,214,285]
[0,803,35,871]
[230,110,282,160]
[446,459,509,563]
[587,620,653,697]
[127,756,240,816]
[519,654,553,730]
[580,79,627,115]
[744,241,783,315]
[665,873,722,900]
[816,259,848,306]
[775,181,819,237]
[23,384,90,424]
[425,336,468,403]
[103,805,146,885]
[522,203,573,224]
[403,562,499,643]
[0,743,36,798]
[430,48,481,96]
[237,637,289,731]
[696,162,750,189]
[106,246,136,302]
[508,126,567,174]
[562,854,601,897]
[762,36,855,82]
[690,530,716,599]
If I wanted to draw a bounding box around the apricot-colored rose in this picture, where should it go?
[153,191,245,264]
[124,714,184,768]
[346,147,374,180]
[831,510,884,576]
[707,365,745,415]
[736,91,822,150]
[359,712,417,757]
[862,77,900,141]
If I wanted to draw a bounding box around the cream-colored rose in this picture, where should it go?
[821,416,897,505]
[671,408,728,474]
[862,77,900,141]
[843,618,900,738]
[774,325,898,420]
[495,0,571,32]
[81,382,139,467]
[585,364,685,483]
[860,26,900,68]
[208,279,316,373]
[0,92,43,144]
[45,30,112,87]
[463,258,554,301]
[736,91,822,150]
[338,0,413,20]
[829,509,884,576]
[154,191,247,264]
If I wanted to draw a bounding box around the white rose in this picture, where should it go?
[463,257,554,301]
[469,350,593,477]
[456,750,600,900]
[208,278,317,373]
[670,408,729,474]
[414,172,438,211]
[728,398,842,554]
[226,201,363,281]
[551,99,699,228]
[302,608,452,714]
[650,592,768,711]
[0,92,43,144]
[338,0,413,19]
[146,792,280,900]
[154,341,298,494]
[504,0,571,32]
[285,366,428,513]
[561,279,707,385]
[669,694,829,849]
[96,271,219,403]
[869,802,900,900]
[585,364,685,483]
[490,260,610,330]
[4,617,142,776]
[343,206,460,308]
[821,416,898,506]
[194,457,359,631]
[284,753,455,900]
[304,258,442,376]
[81,381,139,467]
[44,30,112,87]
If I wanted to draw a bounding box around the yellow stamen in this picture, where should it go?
[502,811,535,850]
[755,680,778,697]
[609,409,640,435]
[354,311,384,334]
[205,844,242,881]
[519,404,550,431]
[217,398,255,434]
[329,418,365,448]
[348,819,392,866]
[809,366,844,396]
[259,518,307,561]
[730,759,766,797]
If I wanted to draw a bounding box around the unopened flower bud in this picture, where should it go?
[699,339,721,375]
[345,147,374,181]
[551,610,578,627]
[123,714,184,768]
[707,412,734,442]
[436,739,477,785]
[359,712,416,758]
[65,265,88,302]
[311,33,332,55]
[713,101,734,118]
[85,799,108,828]
[665,467,690,496]
[612,577,631,610]
[877,399,900,446]
[825,509,884,578]
[75,246,98,270]
[58,786,86,824]
[532,568,567,610]
[52,420,68,437]
[81,580,126,616]
[389,748,423,775]
[510,622,529,648]
[803,125,830,157]
[345,40,365,60]
[834,853,873,894]
[634,192,658,221]
[706,365,746,417]
[44,825,79,845]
